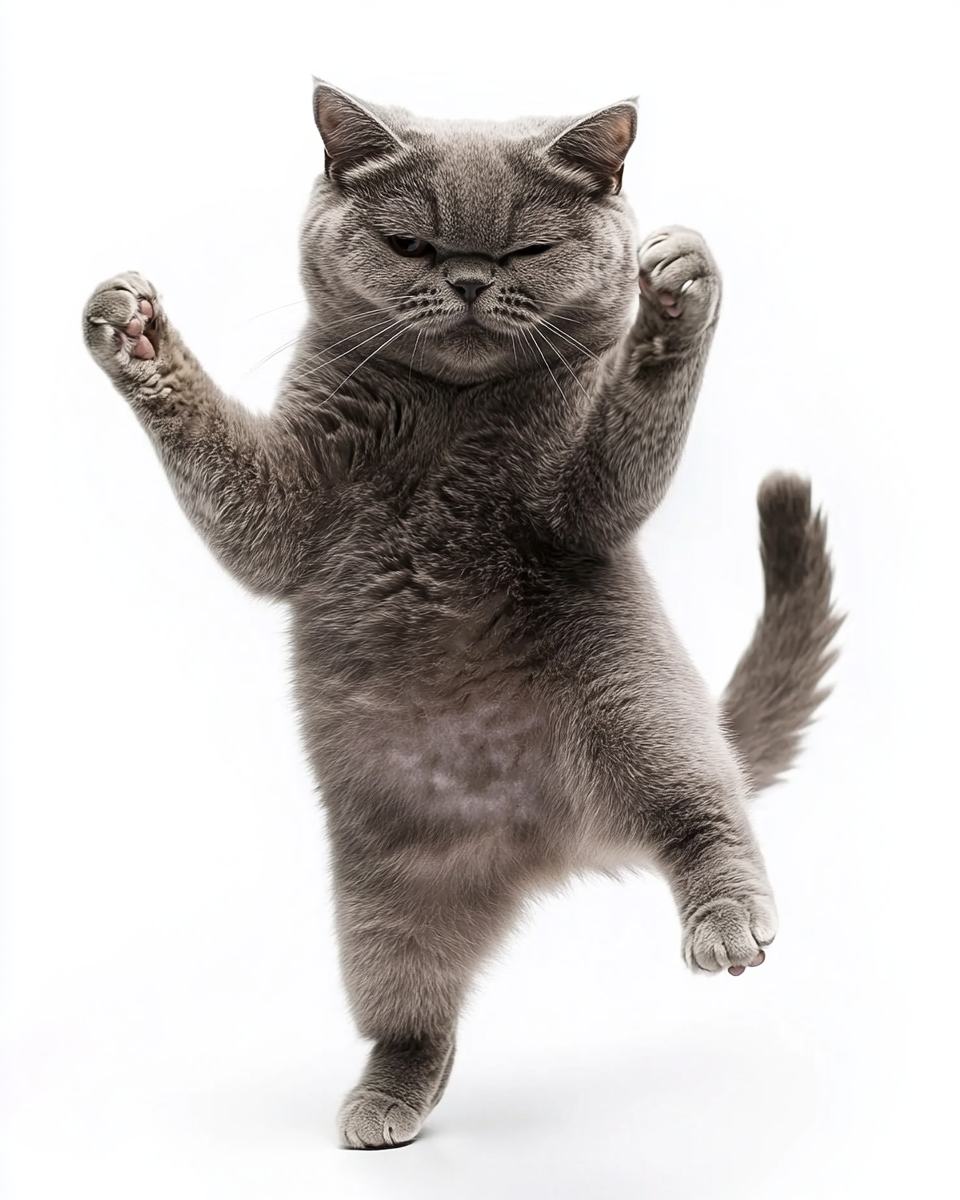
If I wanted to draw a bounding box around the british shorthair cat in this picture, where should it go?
[83,81,839,1148]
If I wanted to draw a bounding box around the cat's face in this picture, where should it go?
[301,85,641,385]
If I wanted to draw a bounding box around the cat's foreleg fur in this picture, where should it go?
[553,226,720,547]
[82,274,317,598]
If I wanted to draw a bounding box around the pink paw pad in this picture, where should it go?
[638,271,681,318]
[128,298,156,359]
[728,949,766,977]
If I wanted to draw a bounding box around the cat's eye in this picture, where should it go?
[511,244,554,257]
[388,235,434,258]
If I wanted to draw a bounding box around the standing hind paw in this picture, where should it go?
[338,1088,425,1150]
[83,273,163,379]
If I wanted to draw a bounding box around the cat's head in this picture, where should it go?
[301,82,640,386]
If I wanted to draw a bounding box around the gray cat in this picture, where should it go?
[82,82,840,1149]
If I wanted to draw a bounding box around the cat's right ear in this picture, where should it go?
[547,101,638,196]
[312,80,404,182]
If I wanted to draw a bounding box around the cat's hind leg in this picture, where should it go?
[567,657,778,975]
[602,770,777,974]
[636,755,779,975]
[328,822,522,1149]
[338,1034,456,1150]
[662,805,778,975]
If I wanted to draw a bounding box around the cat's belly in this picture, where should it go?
[294,585,559,827]
[350,691,548,824]
[293,542,712,843]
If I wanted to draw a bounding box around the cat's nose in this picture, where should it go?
[448,279,491,304]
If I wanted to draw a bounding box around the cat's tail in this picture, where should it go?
[721,472,843,792]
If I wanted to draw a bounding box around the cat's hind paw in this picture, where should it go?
[682,894,777,975]
[338,1088,424,1150]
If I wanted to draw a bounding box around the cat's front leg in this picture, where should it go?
[83,275,318,597]
[84,273,197,415]
[552,227,721,548]
[634,225,721,348]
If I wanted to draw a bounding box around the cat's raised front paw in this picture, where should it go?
[682,894,777,975]
[637,226,720,331]
[83,273,162,378]
[339,1087,424,1150]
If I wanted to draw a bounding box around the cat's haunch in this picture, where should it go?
[83,81,840,1150]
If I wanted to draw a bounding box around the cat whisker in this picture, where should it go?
[533,325,590,397]
[239,299,307,326]
[323,324,412,403]
[536,319,600,362]
[298,316,398,364]
[522,326,569,406]
[258,296,438,378]
[291,318,407,385]
[541,311,584,324]
[409,329,424,384]
[244,337,301,377]
[304,300,432,342]
[245,307,417,378]
[417,329,431,374]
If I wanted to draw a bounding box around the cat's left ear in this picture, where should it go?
[547,102,638,195]
[313,80,404,181]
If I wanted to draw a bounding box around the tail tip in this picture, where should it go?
[756,471,829,596]
[757,471,813,527]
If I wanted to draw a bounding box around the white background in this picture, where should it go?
[1,2,957,1197]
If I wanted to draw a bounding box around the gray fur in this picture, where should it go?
[82,83,840,1150]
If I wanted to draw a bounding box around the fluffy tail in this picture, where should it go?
[721,472,843,792]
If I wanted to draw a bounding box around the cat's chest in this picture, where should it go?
[296,550,555,826]
[326,384,550,535]
[317,456,540,624]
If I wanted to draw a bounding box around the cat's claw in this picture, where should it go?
[83,273,162,377]
[637,225,720,329]
[682,895,777,974]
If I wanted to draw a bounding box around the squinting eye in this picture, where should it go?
[512,244,554,257]
[388,235,434,258]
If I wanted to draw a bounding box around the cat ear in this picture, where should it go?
[547,101,638,195]
[312,80,404,180]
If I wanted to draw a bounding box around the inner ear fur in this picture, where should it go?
[313,81,404,179]
[547,102,638,195]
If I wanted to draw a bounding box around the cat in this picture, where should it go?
[82,81,840,1150]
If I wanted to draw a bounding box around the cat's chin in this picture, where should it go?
[411,324,520,385]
